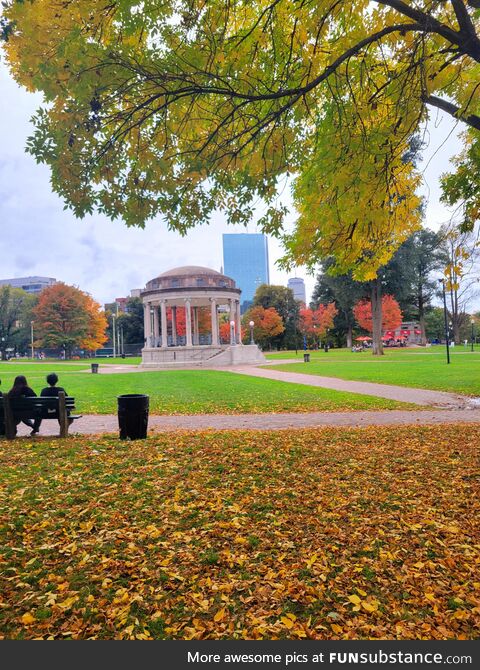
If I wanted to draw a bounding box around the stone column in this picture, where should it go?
[185,299,193,347]
[144,302,152,347]
[229,299,236,345]
[236,300,242,344]
[210,299,218,345]
[172,306,177,346]
[193,306,199,345]
[152,304,159,347]
[160,300,168,348]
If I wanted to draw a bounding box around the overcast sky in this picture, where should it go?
[0,59,467,307]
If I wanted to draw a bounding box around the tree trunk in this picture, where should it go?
[371,278,384,356]
[418,291,427,345]
[346,322,353,349]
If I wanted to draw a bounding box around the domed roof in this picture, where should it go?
[159,266,221,277]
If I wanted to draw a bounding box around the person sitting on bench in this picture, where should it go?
[0,378,4,437]
[8,375,37,436]
[31,373,72,435]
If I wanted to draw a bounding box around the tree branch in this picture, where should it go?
[376,0,480,60]
[424,94,480,130]
[451,0,479,40]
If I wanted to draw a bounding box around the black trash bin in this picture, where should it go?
[91,363,99,373]
[303,353,310,363]
[118,394,149,440]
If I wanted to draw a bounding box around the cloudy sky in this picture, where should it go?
[0,59,464,307]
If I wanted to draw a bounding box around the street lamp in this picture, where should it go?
[30,321,34,359]
[249,320,254,344]
[471,318,475,353]
[230,320,236,345]
[112,314,117,358]
[438,279,450,364]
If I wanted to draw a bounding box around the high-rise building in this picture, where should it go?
[0,276,56,294]
[223,233,270,311]
[288,277,306,305]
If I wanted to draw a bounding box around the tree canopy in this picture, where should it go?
[2,1,480,276]
[33,283,108,354]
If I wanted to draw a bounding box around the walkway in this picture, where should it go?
[11,407,480,437]
[228,366,470,408]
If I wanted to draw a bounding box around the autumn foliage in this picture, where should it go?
[33,283,108,354]
[353,295,402,334]
[299,303,338,339]
[1,425,479,639]
[241,306,284,348]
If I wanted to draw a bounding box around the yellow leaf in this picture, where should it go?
[281,616,294,629]
[357,588,367,597]
[348,594,361,605]
[214,608,226,622]
[361,601,378,613]
[331,623,343,634]
[21,613,36,625]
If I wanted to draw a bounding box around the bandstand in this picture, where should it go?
[140,266,266,367]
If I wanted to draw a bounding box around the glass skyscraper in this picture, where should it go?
[222,233,270,311]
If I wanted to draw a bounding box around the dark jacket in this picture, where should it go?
[40,386,67,398]
[8,386,36,398]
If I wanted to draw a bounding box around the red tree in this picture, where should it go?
[353,295,403,333]
[299,303,337,338]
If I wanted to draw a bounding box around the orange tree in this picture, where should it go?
[33,283,107,356]
[242,306,284,350]
[299,303,338,347]
[353,295,403,334]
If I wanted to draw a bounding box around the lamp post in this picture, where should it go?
[249,320,254,344]
[471,318,475,353]
[112,314,117,358]
[438,279,450,364]
[230,320,236,345]
[30,321,34,359]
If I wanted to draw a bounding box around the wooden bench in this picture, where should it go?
[0,391,81,439]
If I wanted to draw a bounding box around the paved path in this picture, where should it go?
[228,366,471,408]
[85,362,475,408]
[10,407,480,437]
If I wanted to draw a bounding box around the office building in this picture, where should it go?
[222,233,270,311]
[288,277,306,304]
[0,276,56,294]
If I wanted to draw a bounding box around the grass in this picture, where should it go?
[265,346,480,396]
[0,364,409,414]
[1,425,478,639]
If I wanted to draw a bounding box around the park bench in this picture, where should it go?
[0,391,81,439]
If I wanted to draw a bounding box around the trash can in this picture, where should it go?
[91,363,99,373]
[117,394,149,440]
[303,353,310,363]
[324,344,329,353]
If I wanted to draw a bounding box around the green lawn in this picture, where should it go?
[266,347,480,395]
[0,363,408,414]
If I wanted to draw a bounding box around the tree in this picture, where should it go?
[242,306,284,350]
[0,286,37,358]
[3,1,479,275]
[299,304,338,348]
[439,223,480,343]
[381,229,445,344]
[353,295,403,334]
[116,297,145,345]
[33,283,108,355]
[253,284,300,350]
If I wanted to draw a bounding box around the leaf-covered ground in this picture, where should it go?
[1,426,479,640]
